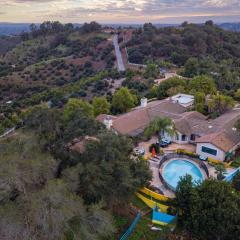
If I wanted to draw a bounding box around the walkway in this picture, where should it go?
[154,72,183,85]
[113,34,125,72]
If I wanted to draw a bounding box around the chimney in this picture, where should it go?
[141,97,148,108]
[103,116,113,130]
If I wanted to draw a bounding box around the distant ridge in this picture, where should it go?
[0,23,31,35]
[219,22,240,32]
[0,22,240,36]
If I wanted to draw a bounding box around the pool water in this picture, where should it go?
[162,159,204,190]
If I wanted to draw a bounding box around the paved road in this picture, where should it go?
[113,34,125,72]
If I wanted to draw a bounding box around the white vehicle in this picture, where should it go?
[133,147,145,156]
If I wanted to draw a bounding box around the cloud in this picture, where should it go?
[0,0,240,23]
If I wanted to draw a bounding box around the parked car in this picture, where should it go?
[199,155,208,161]
[156,138,171,148]
[159,141,168,148]
[133,147,145,156]
[162,138,171,144]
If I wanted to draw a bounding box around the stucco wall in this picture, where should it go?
[162,131,189,144]
[196,142,226,161]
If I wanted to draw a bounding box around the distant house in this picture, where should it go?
[97,94,240,162]
[171,94,194,108]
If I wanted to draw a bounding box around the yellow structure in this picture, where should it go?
[135,193,169,213]
[139,187,170,202]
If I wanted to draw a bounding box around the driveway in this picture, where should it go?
[113,34,126,72]
[154,72,182,85]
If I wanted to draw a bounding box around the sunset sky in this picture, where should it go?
[0,0,240,24]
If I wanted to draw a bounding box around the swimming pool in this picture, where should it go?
[162,159,204,190]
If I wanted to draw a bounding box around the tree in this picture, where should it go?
[112,87,137,113]
[81,21,101,33]
[205,20,214,26]
[64,98,93,121]
[69,132,151,205]
[184,57,199,77]
[207,94,235,116]
[175,178,240,240]
[157,77,186,99]
[194,92,206,114]
[92,97,110,117]
[232,172,240,191]
[174,175,197,227]
[144,117,175,142]
[144,63,159,79]
[188,75,217,95]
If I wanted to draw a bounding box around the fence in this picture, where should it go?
[119,212,141,240]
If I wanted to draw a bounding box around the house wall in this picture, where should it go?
[196,142,226,161]
[162,131,190,144]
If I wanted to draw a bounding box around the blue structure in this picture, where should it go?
[119,212,141,240]
[224,168,240,182]
[152,207,176,226]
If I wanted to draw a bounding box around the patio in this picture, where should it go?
[138,136,196,158]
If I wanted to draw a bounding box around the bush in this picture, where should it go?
[176,149,199,158]
[149,143,160,154]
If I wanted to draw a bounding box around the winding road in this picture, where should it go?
[113,34,126,72]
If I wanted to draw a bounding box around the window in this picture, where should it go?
[182,135,187,141]
[190,134,196,141]
[175,133,179,141]
[201,146,217,156]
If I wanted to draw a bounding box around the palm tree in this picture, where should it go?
[144,117,175,142]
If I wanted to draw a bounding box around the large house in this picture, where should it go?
[97,95,240,162]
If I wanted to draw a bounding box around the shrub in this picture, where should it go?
[149,143,160,154]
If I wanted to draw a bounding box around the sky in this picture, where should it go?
[0,0,240,24]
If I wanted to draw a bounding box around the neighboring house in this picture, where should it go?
[97,94,240,162]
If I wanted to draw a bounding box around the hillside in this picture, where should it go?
[126,22,240,66]
[0,21,115,103]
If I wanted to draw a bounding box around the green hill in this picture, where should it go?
[0,21,115,103]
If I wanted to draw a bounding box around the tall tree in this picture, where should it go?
[175,178,240,240]
[112,87,137,113]
[144,117,175,141]
[92,97,110,117]
[207,94,235,116]
[144,63,159,79]
[188,75,217,95]
[64,98,94,121]
[194,92,206,114]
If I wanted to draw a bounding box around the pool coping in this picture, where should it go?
[161,158,206,190]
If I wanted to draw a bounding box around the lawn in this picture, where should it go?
[127,195,171,240]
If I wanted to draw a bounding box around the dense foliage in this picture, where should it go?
[175,176,240,240]
[127,22,240,94]
[0,105,151,239]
